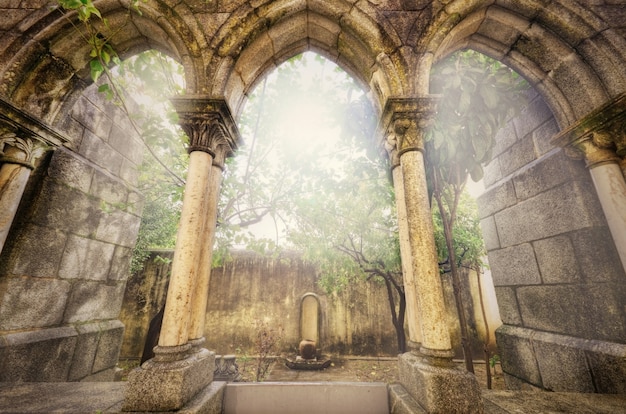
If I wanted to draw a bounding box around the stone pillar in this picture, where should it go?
[188,132,232,344]
[552,93,626,272]
[158,148,213,348]
[123,97,238,412]
[384,137,422,349]
[0,132,46,253]
[381,97,483,414]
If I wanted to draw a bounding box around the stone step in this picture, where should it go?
[223,382,390,414]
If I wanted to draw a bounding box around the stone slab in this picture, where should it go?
[1,381,625,414]
[388,383,427,414]
[482,390,626,414]
[223,381,389,414]
[0,382,125,413]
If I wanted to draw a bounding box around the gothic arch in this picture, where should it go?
[202,0,412,117]
[416,0,626,128]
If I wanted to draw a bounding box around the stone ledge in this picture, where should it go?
[388,383,427,414]
[398,352,483,414]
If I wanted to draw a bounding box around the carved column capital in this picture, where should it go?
[379,96,439,156]
[170,96,240,168]
[552,93,626,169]
[0,131,47,169]
[573,131,620,168]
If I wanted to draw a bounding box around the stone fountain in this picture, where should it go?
[286,339,331,370]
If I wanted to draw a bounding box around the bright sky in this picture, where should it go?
[242,52,349,242]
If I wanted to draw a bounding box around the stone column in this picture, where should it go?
[384,136,422,349]
[0,132,46,253]
[188,129,233,344]
[123,97,239,413]
[158,148,213,348]
[552,93,626,272]
[381,97,483,413]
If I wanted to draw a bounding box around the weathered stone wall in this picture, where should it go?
[120,250,500,360]
[478,91,626,393]
[0,85,143,382]
[120,250,400,358]
[118,251,171,359]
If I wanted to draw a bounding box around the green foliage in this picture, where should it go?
[427,49,529,270]
[56,0,141,91]
[428,50,529,185]
[489,353,500,368]
[432,189,485,271]
[107,51,187,274]
[289,153,401,293]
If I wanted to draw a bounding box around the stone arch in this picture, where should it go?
[202,0,411,117]
[416,1,626,127]
[409,1,626,395]
[0,0,205,124]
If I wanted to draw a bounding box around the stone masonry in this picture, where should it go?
[479,91,626,393]
[1,1,626,412]
[0,85,144,382]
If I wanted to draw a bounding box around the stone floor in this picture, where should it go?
[1,358,625,413]
[1,381,626,413]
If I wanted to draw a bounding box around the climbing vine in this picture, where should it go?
[56,0,142,98]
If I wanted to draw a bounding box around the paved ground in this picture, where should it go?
[1,358,625,413]
[1,380,625,413]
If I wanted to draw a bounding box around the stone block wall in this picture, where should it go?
[478,91,626,393]
[0,85,143,382]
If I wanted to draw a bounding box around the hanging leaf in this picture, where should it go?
[90,59,104,82]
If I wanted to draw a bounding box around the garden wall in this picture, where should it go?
[120,250,500,360]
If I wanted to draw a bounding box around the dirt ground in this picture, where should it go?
[118,356,505,390]
[238,356,505,390]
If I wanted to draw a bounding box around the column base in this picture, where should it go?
[122,343,215,412]
[397,351,483,414]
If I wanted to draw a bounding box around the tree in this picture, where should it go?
[427,50,529,372]
[288,148,407,353]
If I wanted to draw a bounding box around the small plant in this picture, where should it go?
[235,347,251,379]
[253,319,284,382]
[489,354,500,373]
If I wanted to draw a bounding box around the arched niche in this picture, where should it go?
[300,293,321,346]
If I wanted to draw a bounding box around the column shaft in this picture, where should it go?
[0,163,30,252]
[0,138,45,254]
[159,150,213,347]
[400,150,452,355]
[391,165,422,347]
[188,163,223,341]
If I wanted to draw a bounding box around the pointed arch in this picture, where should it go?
[203,0,411,117]
[416,0,626,128]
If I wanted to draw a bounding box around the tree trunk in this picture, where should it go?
[383,276,406,353]
[435,189,474,373]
